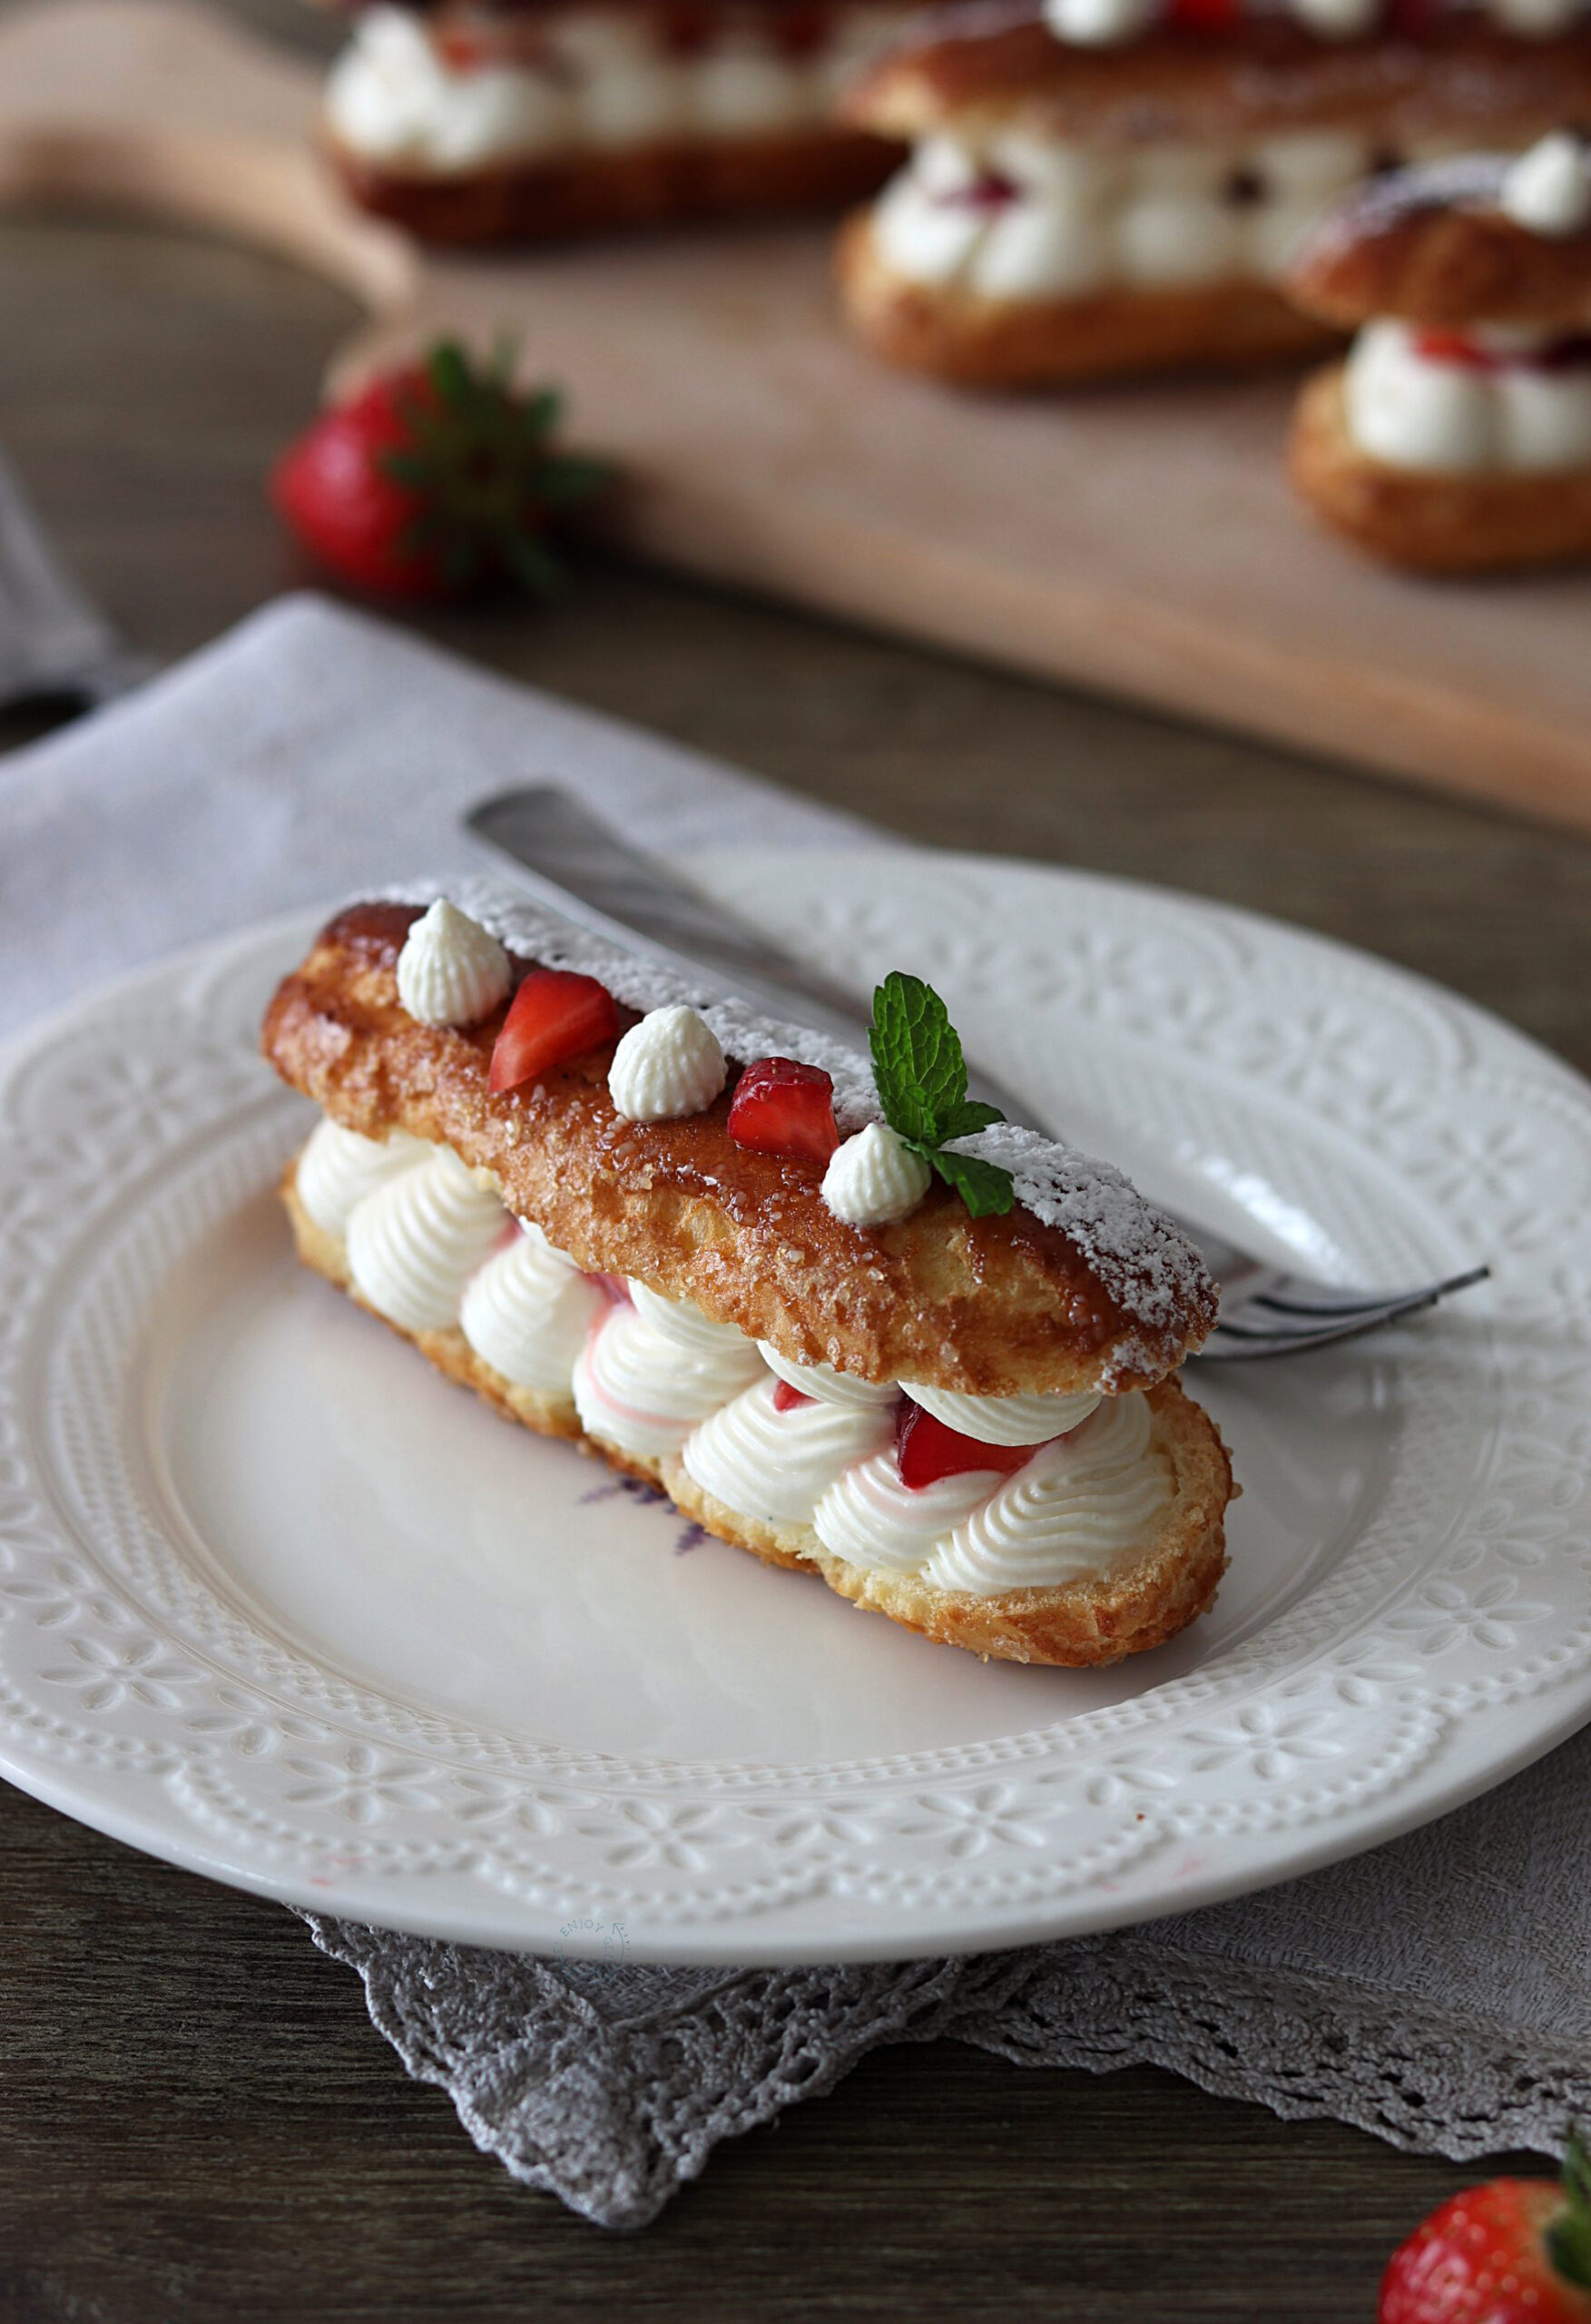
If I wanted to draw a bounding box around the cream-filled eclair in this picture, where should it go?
[835,0,1591,386]
[322,0,908,241]
[261,885,1234,1667]
[1283,132,1591,566]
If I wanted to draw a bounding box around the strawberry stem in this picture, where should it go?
[1547,2129,1591,2290]
[376,339,609,598]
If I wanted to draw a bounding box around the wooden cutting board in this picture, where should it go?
[5,0,1591,831]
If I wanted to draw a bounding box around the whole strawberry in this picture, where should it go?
[270,340,608,601]
[1380,2135,1591,2323]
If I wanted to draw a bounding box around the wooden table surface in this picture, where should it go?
[3,5,1587,2316]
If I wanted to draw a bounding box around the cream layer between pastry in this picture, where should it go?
[296,1112,1175,1598]
[329,2,903,172]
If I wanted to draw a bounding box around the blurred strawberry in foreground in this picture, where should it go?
[1380,2135,1591,2323]
[270,340,609,602]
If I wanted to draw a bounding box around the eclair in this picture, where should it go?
[260,884,1235,1667]
[1283,132,1591,566]
[322,0,907,241]
[835,0,1591,386]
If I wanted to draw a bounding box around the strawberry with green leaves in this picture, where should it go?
[270,340,608,602]
[1380,2135,1591,2323]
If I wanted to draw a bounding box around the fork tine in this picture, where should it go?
[1248,1265,1490,1319]
[1203,1275,1488,1359]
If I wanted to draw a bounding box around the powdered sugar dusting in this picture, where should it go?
[370,878,1213,1340]
[948,1122,1211,1346]
[384,876,882,1132]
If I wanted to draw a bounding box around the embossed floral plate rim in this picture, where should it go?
[1,847,1588,1965]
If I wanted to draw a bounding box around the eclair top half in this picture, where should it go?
[260,885,1218,1399]
[841,0,1591,149]
[1287,150,1591,322]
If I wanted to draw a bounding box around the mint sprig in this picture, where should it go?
[869,972,1016,1219]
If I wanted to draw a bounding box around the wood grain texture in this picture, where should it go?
[5,0,1591,831]
[1,4,1590,2312]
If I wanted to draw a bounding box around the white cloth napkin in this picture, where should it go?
[4,595,1582,2228]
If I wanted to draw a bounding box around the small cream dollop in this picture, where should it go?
[820,1123,932,1229]
[1044,0,1157,44]
[1290,0,1379,37]
[607,1004,726,1121]
[1489,0,1582,37]
[395,899,512,1029]
[1499,133,1591,238]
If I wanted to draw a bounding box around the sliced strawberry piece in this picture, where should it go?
[728,1058,840,1167]
[896,1401,1036,1491]
[1413,330,1493,370]
[488,969,621,1093]
[771,1378,815,1413]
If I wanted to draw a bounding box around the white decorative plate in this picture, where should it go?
[2,847,1589,1965]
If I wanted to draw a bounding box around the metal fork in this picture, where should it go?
[465,784,1488,1361]
[0,444,151,710]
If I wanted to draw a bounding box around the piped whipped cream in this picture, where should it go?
[396,898,512,1029]
[296,1117,429,1237]
[1044,0,1158,47]
[1490,0,1584,31]
[872,128,1466,302]
[1344,319,1591,472]
[758,1343,899,1411]
[1499,131,1591,237]
[821,1122,931,1228]
[608,1005,726,1121]
[346,1145,506,1333]
[304,1084,1176,1592]
[900,1381,1104,1444]
[1042,0,1586,40]
[923,1393,1172,1592]
[813,1450,1010,1576]
[1290,0,1380,36]
[573,1294,767,1460]
[684,1374,895,1526]
[327,3,891,174]
[459,1221,606,1393]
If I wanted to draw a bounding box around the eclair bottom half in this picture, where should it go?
[1290,364,1591,574]
[283,1150,1233,1669]
[836,211,1336,388]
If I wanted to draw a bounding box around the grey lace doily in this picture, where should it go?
[302,1720,1591,2230]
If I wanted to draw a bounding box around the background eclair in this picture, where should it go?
[1283,133,1591,567]
[836,0,1591,385]
[261,884,1236,1667]
[322,0,908,241]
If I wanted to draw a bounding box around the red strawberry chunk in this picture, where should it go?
[488,969,620,1093]
[1414,330,1494,370]
[1380,2176,1591,2323]
[728,1058,840,1167]
[771,1378,815,1413]
[896,1402,1037,1492]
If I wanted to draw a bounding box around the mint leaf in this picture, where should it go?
[930,1149,1016,1217]
[869,972,969,1146]
[869,971,1016,1219]
[938,1098,1004,1142]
